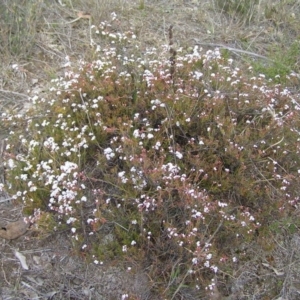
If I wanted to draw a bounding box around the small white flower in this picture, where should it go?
[118,171,125,178]
[211,265,218,273]
[66,217,76,224]
[218,201,227,207]
[111,12,117,20]
[175,151,183,159]
[206,253,212,260]
[20,174,28,181]
[194,71,203,80]
[133,129,140,138]
[104,147,115,160]
[147,133,154,139]
[7,159,16,169]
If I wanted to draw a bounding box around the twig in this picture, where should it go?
[0,198,13,203]
[36,43,63,59]
[169,25,177,81]
[113,221,128,232]
[171,221,224,300]
[193,39,272,61]
[249,157,280,193]
[265,136,284,152]
[1,258,11,286]
[205,220,224,246]
[58,0,66,6]
[21,281,40,294]
[45,11,91,25]
[0,89,29,99]
[21,248,52,254]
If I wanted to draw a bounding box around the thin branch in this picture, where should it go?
[193,39,272,61]
[171,220,224,300]
[0,198,13,203]
[0,89,29,99]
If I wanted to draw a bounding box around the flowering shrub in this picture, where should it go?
[2,14,300,298]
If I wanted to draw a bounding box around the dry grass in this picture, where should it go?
[1,0,300,299]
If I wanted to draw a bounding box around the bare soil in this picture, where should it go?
[0,201,151,300]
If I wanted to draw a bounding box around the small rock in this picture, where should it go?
[0,219,29,240]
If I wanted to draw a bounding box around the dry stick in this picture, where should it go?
[58,0,66,6]
[164,258,182,294]
[250,157,280,192]
[44,11,92,37]
[264,135,284,153]
[169,25,177,81]
[167,25,178,164]
[113,221,129,232]
[21,281,40,295]
[246,27,266,52]
[44,11,93,49]
[193,39,272,61]
[0,198,14,203]
[170,220,224,300]
[78,90,103,150]
[0,89,29,99]
[1,259,11,286]
[36,42,63,59]
[20,248,52,254]
[45,11,91,25]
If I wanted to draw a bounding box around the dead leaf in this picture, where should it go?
[262,262,285,276]
[77,11,91,19]
[15,250,29,270]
